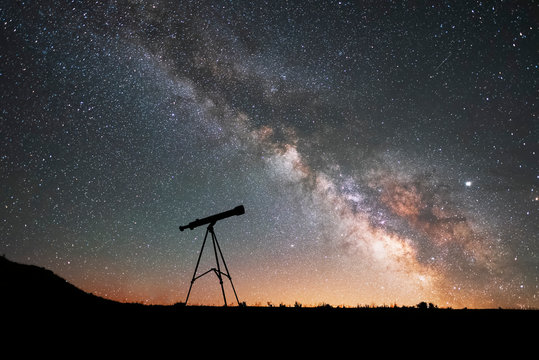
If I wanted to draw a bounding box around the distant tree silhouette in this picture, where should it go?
[317,303,333,309]
[417,301,438,309]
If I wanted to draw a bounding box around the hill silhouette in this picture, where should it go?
[0,255,121,311]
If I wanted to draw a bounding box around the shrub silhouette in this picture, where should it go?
[417,301,428,309]
[417,301,438,309]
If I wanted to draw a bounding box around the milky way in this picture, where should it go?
[1,1,537,308]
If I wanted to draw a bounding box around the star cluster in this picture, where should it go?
[1,1,537,308]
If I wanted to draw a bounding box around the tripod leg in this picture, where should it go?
[211,230,228,306]
[185,227,210,304]
[213,232,240,306]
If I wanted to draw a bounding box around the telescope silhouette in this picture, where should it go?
[180,205,245,306]
[179,205,245,231]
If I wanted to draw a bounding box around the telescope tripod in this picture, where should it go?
[185,222,240,306]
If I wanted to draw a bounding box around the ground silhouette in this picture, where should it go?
[1,255,536,340]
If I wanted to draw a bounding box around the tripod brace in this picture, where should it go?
[185,222,240,306]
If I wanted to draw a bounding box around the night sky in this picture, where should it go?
[1,0,537,309]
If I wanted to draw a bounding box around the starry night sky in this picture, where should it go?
[1,0,537,308]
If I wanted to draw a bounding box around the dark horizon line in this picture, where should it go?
[2,255,537,312]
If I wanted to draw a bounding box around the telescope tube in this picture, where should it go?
[179,205,245,231]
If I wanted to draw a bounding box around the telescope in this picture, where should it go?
[179,205,245,231]
[180,205,245,306]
